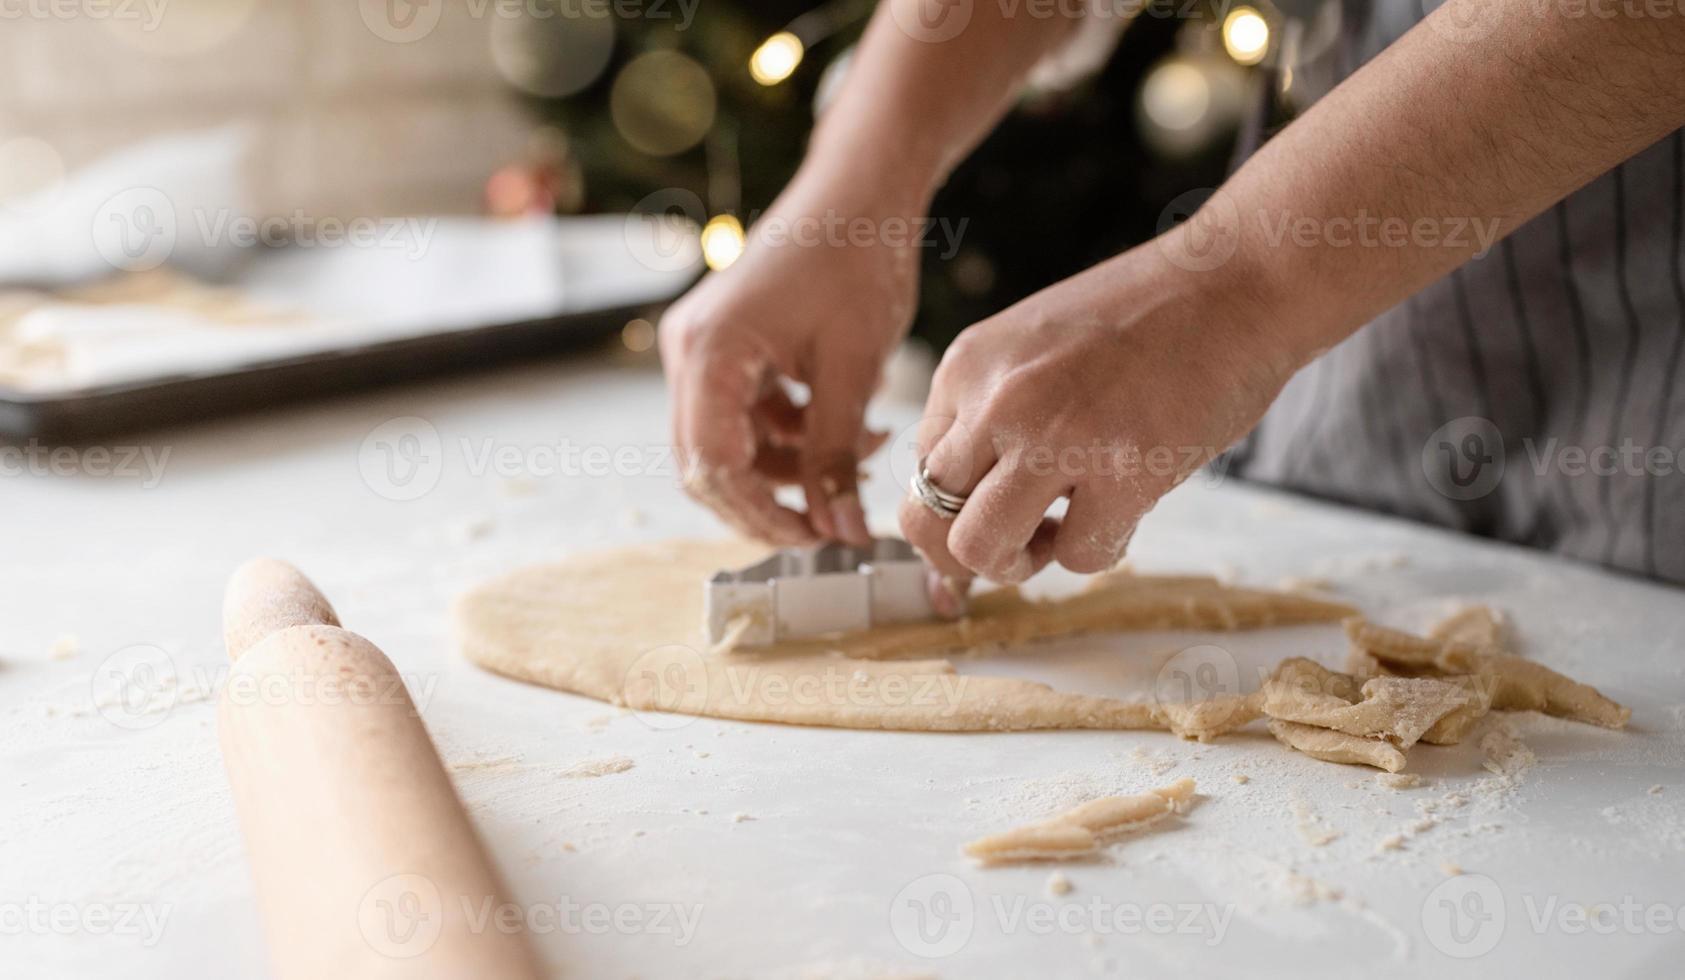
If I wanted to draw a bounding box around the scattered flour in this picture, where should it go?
[559,755,636,779]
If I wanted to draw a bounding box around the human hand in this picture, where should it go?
[899,234,1302,608]
[660,173,925,547]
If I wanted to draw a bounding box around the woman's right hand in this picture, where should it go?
[659,170,924,549]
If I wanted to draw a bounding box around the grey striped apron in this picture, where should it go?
[1228,2,1685,584]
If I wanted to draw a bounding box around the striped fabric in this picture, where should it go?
[1229,2,1685,584]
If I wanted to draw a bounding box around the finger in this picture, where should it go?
[678,354,814,544]
[948,462,1064,583]
[1054,486,1141,573]
[750,383,804,448]
[898,494,973,618]
[921,416,991,498]
[689,465,816,546]
[801,366,876,547]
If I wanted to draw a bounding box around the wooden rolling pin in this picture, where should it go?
[218,559,543,980]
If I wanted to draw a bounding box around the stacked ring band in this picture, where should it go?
[911,461,967,520]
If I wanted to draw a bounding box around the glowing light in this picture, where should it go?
[701,214,746,271]
[750,31,805,86]
[610,51,717,157]
[621,318,656,352]
[1141,60,1211,132]
[1223,7,1271,66]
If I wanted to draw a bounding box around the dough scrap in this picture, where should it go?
[1268,720,1407,773]
[455,540,1353,733]
[1260,659,1473,750]
[1344,619,1629,730]
[963,778,1196,865]
[1428,604,1510,649]
[1150,693,1264,742]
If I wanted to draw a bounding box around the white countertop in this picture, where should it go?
[2,354,1682,979]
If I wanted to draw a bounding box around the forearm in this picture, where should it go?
[800,0,1084,211]
[1202,0,1685,362]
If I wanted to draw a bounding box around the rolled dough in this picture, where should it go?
[454,539,1355,733]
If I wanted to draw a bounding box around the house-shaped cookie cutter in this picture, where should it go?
[703,538,935,647]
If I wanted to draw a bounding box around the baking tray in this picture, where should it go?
[0,214,702,442]
[0,298,673,443]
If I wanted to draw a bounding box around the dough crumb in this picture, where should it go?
[1046,872,1073,896]
[1375,834,1405,853]
[1440,862,1464,876]
[1232,774,1250,785]
[731,812,754,823]
[50,634,79,659]
[1648,784,1664,796]
[964,777,1196,865]
[559,755,635,778]
[1376,772,1422,790]
[1292,801,1341,847]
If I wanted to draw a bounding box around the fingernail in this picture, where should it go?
[831,496,871,547]
[928,569,967,619]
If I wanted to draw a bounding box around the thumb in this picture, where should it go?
[802,364,875,547]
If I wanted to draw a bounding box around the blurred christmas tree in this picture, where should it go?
[501,0,1293,348]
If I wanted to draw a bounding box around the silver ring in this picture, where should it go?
[911,461,967,520]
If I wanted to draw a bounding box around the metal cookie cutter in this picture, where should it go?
[704,538,935,647]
